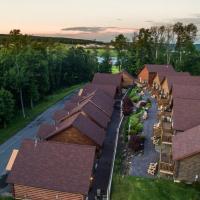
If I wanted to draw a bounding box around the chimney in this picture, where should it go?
[78,89,83,96]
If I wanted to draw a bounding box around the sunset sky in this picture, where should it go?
[1,0,200,41]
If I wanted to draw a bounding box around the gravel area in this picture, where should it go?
[130,92,159,177]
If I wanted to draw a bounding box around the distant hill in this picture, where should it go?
[0,34,105,45]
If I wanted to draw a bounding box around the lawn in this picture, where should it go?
[112,66,120,74]
[86,48,118,57]
[111,175,200,200]
[0,198,13,200]
[0,84,83,144]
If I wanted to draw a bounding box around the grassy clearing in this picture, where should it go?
[86,48,118,57]
[0,84,83,144]
[112,66,120,74]
[111,176,200,200]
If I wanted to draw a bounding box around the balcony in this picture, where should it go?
[159,162,174,175]
[159,152,174,175]
[161,122,173,144]
[153,122,162,137]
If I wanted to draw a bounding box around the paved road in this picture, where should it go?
[0,92,77,176]
[131,92,159,177]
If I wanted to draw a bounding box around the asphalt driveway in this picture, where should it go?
[0,92,76,176]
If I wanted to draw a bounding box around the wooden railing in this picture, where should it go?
[159,162,174,175]
[162,135,172,144]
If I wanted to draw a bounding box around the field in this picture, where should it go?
[86,48,117,57]
[112,66,120,74]
[0,84,83,144]
[111,175,200,200]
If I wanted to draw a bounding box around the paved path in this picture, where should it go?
[88,102,122,200]
[0,92,77,176]
[131,92,159,177]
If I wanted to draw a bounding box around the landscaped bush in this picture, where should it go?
[126,113,144,135]
[130,95,141,103]
[128,135,145,152]
[123,97,134,116]
[134,123,144,133]
[128,88,142,103]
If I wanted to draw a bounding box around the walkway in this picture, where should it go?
[88,101,122,200]
[130,92,159,177]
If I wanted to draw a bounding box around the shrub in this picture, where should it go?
[123,97,133,116]
[131,95,141,103]
[129,135,145,152]
[135,123,144,133]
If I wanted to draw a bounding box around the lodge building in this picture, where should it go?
[139,64,200,183]
[6,71,134,199]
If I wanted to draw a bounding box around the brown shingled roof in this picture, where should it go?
[39,112,106,146]
[81,83,117,98]
[164,75,200,92]
[145,64,175,73]
[54,97,110,129]
[92,73,122,87]
[173,98,200,131]
[71,90,114,117]
[172,84,200,100]
[7,140,95,195]
[37,123,56,139]
[157,71,190,84]
[172,125,200,160]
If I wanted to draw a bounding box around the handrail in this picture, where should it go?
[106,88,130,200]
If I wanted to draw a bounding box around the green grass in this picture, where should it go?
[111,176,200,200]
[86,48,118,57]
[112,66,120,74]
[0,197,13,200]
[0,84,83,144]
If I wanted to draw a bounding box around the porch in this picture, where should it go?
[159,149,174,176]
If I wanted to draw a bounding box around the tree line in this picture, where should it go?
[0,30,98,127]
[111,22,200,75]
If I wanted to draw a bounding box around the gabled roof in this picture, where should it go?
[53,96,110,129]
[157,71,190,84]
[120,70,134,81]
[172,125,200,160]
[71,90,114,117]
[64,101,77,111]
[38,112,106,146]
[145,64,175,73]
[7,140,95,195]
[37,123,56,139]
[173,98,200,131]
[81,83,117,98]
[164,75,200,92]
[172,84,200,100]
[92,73,122,87]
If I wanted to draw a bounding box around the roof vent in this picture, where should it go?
[34,139,38,148]
[78,89,83,96]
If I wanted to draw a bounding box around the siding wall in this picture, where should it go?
[49,127,99,149]
[14,184,84,200]
[122,73,134,87]
[161,79,170,95]
[149,72,157,86]
[175,154,200,183]
[153,75,160,86]
[138,67,149,83]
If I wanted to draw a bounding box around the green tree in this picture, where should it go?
[0,88,15,128]
[99,49,112,73]
[135,28,154,70]
[112,34,128,71]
